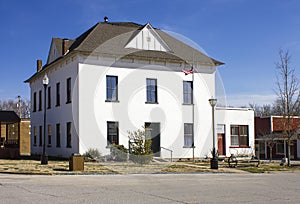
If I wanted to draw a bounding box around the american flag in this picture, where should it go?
[181,67,194,75]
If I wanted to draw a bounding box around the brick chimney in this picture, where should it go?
[62,38,69,55]
[37,59,42,72]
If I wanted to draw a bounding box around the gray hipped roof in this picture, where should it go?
[25,21,223,82]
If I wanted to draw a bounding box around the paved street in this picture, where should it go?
[0,173,299,204]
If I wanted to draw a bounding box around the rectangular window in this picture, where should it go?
[39,126,42,146]
[38,90,42,111]
[230,125,249,147]
[276,142,284,154]
[146,78,157,103]
[56,123,61,147]
[184,123,193,147]
[183,81,193,104]
[106,76,118,101]
[107,121,119,146]
[56,82,60,106]
[47,86,51,109]
[33,126,37,146]
[66,122,72,148]
[47,125,52,146]
[66,77,72,103]
[33,92,37,112]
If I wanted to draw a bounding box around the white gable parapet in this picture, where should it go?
[125,23,171,52]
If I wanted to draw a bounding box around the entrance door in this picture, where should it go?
[218,134,226,156]
[145,122,160,157]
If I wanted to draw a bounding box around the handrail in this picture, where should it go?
[160,147,173,162]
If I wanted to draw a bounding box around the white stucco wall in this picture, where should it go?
[77,56,216,158]
[30,55,79,157]
[216,107,255,157]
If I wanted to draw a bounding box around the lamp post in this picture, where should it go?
[41,74,49,165]
[209,98,218,169]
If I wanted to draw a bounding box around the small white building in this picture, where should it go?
[25,19,254,159]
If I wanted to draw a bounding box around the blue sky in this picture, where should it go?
[0,0,300,106]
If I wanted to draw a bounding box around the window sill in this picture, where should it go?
[55,105,60,107]
[66,101,72,104]
[229,146,251,148]
[145,102,158,104]
[183,146,196,148]
[47,107,51,110]
[66,146,72,148]
[182,103,194,105]
[47,145,52,147]
[105,100,120,103]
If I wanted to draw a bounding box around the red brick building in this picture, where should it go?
[255,116,300,160]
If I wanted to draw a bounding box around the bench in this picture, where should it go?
[228,154,260,168]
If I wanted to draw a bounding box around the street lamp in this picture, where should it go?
[41,74,49,165]
[209,98,218,169]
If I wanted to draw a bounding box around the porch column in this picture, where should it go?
[264,141,267,160]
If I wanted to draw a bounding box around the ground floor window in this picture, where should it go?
[107,121,119,146]
[230,125,249,147]
[33,126,37,146]
[276,142,284,154]
[48,125,52,147]
[184,123,193,147]
[39,126,42,146]
[56,123,61,147]
[66,122,72,148]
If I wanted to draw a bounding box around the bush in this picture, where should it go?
[110,144,128,162]
[128,128,153,165]
[83,148,102,161]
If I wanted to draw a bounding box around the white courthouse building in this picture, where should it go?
[25,19,254,159]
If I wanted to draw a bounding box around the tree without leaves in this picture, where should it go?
[0,98,30,118]
[274,49,300,166]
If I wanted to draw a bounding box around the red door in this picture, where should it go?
[218,134,226,155]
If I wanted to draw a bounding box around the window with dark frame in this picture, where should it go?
[47,86,51,109]
[33,92,37,112]
[146,78,157,103]
[38,90,42,111]
[66,122,72,148]
[276,142,284,154]
[230,125,249,147]
[107,121,119,146]
[56,82,60,106]
[106,76,118,101]
[56,123,61,147]
[183,81,193,104]
[184,123,193,147]
[48,124,52,146]
[39,126,42,146]
[66,77,72,103]
[33,126,37,146]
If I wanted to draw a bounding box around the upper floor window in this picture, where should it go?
[146,78,157,103]
[66,78,72,103]
[38,90,42,111]
[230,125,249,147]
[183,81,193,104]
[47,86,51,109]
[56,82,60,106]
[106,76,118,101]
[33,92,37,112]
